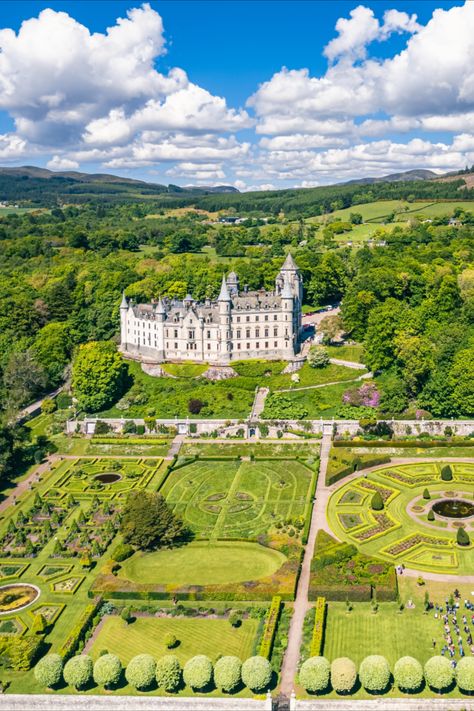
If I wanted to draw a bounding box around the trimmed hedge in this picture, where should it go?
[258,596,281,659]
[302,464,320,544]
[333,439,474,448]
[310,597,326,657]
[58,596,102,660]
[326,455,391,486]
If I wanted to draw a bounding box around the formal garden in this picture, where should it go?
[326,461,473,574]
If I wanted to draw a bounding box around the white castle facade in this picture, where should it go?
[120,254,303,365]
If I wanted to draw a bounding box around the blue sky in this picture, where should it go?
[0,1,472,189]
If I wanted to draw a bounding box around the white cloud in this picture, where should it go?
[46,155,80,171]
[0,133,27,159]
[324,6,380,61]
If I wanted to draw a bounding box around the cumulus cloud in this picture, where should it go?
[46,155,80,171]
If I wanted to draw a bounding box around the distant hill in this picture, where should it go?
[0,166,239,205]
[342,169,439,185]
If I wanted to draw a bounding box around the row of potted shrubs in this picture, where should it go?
[299,654,474,694]
[34,652,273,693]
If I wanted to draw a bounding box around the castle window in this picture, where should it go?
[237,329,241,339]
[188,330,195,339]
[207,343,211,350]
[247,343,250,349]
[265,341,268,348]
[274,341,277,347]
[174,329,178,338]
[256,316,259,322]
[265,315,268,321]
[207,330,211,339]
[246,328,250,338]
[256,328,260,337]
[264,328,268,337]
[174,342,178,349]
[274,327,278,336]
[237,316,240,323]
[256,342,259,349]
[165,329,168,337]
[166,342,169,348]
[274,315,278,320]
[246,316,250,322]
[237,343,241,350]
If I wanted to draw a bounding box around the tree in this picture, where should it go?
[63,655,93,690]
[3,350,47,412]
[120,491,186,550]
[183,655,213,690]
[423,489,430,500]
[33,322,72,388]
[371,492,384,511]
[72,341,127,413]
[441,465,453,481]
[41,398,56,415]
[457,527,470,546]
[359,655,390,693]
[318,314,341,344]
[125,654,156,690]
[449,347,474,416]
[299,656,331,693]
[188,398,205,414]
[121,606,132,625]
[165,633,178,649]
[394,332,433,395]
[214,656,242,693]
[31,613,47,635]
[241,656,272,692]
[350,212,363,224]
[427,509,435,522]
[93,653,122,688]
[330,657,357,694]
[393,656,423,692]
[155,655,181,692]
[34,653,63,688]
[424,656,454,691]
[307,346,330,369]
[455,656,474,692]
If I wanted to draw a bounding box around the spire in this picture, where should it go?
[156,296,165,314]
[281,252,299,271]
[120,291,128,309]
[217,273,231,301]
[281,273,293,299]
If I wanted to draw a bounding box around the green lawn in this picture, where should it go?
[89,615,259,665]
[119,541,286,586]
[265,380,356,419]
[323,602,442,666]
[180,441,321,458]
[161,362,208,378]
[270,362,364,390]
[325,344,365,364]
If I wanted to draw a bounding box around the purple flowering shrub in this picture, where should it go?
[342,383,380,408]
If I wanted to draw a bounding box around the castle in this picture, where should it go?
[120,254,303,365]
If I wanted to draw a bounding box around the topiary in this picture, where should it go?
[371,491,384,511]
[63,654,93,690]
[299,656,330,693]
[330,657,357,694]
[183,655,213,690]
[440,465,453,481]
[155,655,181,692]
[424,656,454,691]
[34,653,63,689]
[111,543,134,562]
[214,655,242,693]
[93,653,122,689]
[427,509,435,521]
[457,527,470,546]
[125,654,156,690]
[165,633,178,649]
[241,656,272,692]
[393,656,423,692]
[307,346,330,369]
[423,488,430,500]
[456,656,474,692]
[359,655,390,693]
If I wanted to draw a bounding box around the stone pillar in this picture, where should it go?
[265,691,273,710]
[290,690,297,711]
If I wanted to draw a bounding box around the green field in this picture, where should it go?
[325,344,365,364]
[311,199,474,225]
[180,441,321,458]
[323,602,441,666]
[120,541,286,585]
[327,461,474,574]
[89,615,259,665]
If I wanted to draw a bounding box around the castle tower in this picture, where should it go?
[281,274,296,359]
[217,274,232,364]
[278,253,303,343]
[226,271,239,296]
[120,291,128,352]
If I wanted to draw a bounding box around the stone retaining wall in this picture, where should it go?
[0,694,271,711]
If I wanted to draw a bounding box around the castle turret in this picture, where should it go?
[218,274,231,364]
[120,291,129,352]
[281,274,295,359]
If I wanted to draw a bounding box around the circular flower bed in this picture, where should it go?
[94,473,122,484]
[0,584,40,614]
[432,499,474,519]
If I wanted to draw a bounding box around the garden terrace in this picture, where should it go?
[327,461,473,574]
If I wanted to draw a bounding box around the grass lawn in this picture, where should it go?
[323,602,441,666]
[325,344,365,364]
[161,362,208,378]
[120,541,286,586]
[265,380,355,418]
[270,362,364,390]
[89,615,259,665]
[180,441,321,458]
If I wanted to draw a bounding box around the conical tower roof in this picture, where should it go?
[120,291,128,308]
[281,273,293,299]
[217,273,231,301]
[156,296,165,314]
[281,252,299,270]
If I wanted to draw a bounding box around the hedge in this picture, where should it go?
[258,596,281,659]
[333,439,474,448]
[302,465,320,545]
[58,596,102,660]
[326,455,391,486]
[310,597,326,657]
[309,584,372,602]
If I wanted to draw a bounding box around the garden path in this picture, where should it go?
[276,370,371,394]
[250,387,270,419]
[279,432,332,698]
[166,435,185,459]
[328,357,367,370]
[0,454,58,513]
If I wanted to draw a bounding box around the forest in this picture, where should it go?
[0,182,473,484]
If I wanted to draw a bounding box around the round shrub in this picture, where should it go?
[214,656,242,693]
[299,656,330,693]
[241,656,272,692]
[63,654,93,690]
[125,654,156,690]
[34,654,63,689]
[331,657,357,694]
[457,527,470,546]
[393,656,423,692]
[371,492,384,511]
[456,656,474,692]
[165,633,178,649]
[441,465,453,481]
[359,655,390,693]
[156,655,181,692]
[183,655,213,690]
[93,653,122,688]
[424,656,454,691]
